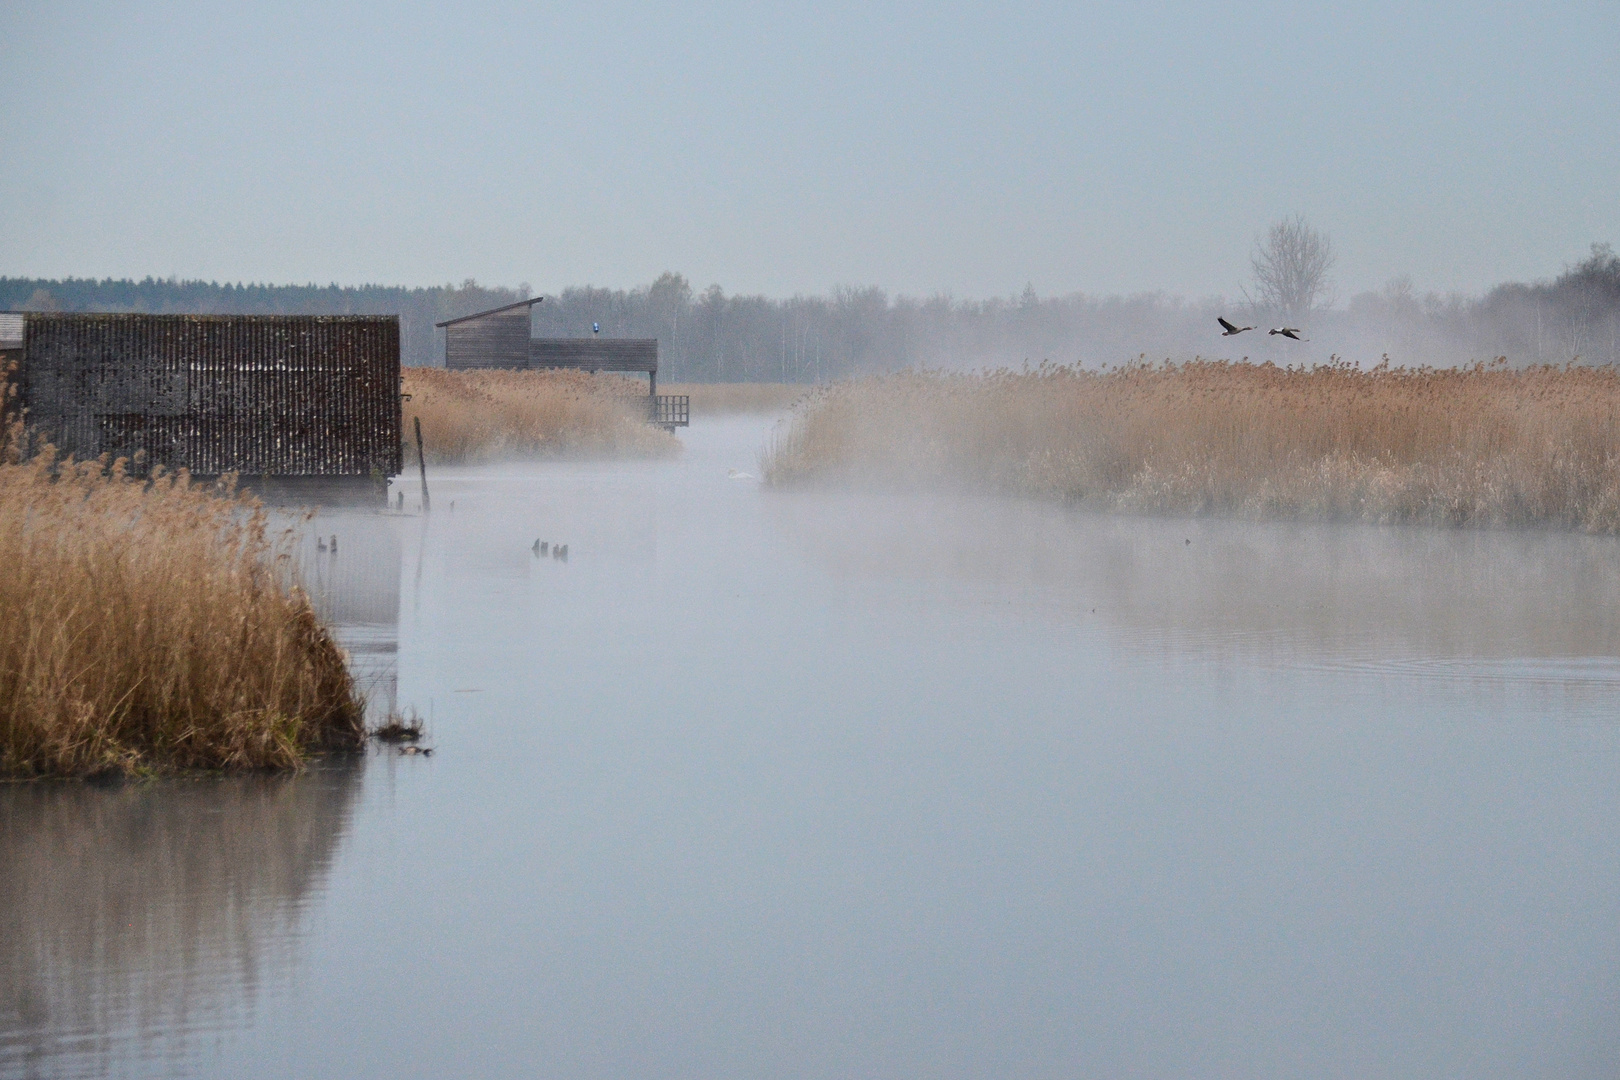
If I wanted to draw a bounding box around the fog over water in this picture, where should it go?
[4,415,1620,1078]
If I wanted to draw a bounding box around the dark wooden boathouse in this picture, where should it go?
[0,311,401,502]
[436,298,689,429]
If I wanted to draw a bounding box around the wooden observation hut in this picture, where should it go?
[436,298,689,430]
[0,311,402,502]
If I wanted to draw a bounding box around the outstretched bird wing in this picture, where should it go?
[1217,317,1238,332]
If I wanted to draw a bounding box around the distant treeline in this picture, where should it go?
[1337,243,1620,370]
[5,244,1618,377]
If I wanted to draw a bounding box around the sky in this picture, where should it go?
[1,1,1616,302]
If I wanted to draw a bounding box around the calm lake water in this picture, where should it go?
[4,414,1620,1078]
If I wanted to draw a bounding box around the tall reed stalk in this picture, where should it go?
[764,359,1620,532]
[0,426,364,776]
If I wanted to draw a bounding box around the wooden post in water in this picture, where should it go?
[414,415,430,513]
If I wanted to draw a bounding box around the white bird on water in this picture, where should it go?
[592,322,600,334]
[728,469,755,481]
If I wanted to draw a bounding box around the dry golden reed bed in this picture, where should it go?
[764,360,1620,532]
[402,367,679,463]
[0,442,364,778]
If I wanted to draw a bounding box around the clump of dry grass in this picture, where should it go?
[371,709,426,744]
[662,382,812,414]
[764,359,1620,532]
[402,367,680,463]
[0,435,365,777]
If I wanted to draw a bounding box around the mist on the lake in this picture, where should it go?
[765,488,1620,671]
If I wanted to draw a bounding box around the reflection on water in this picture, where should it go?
[768,488,1620,674]
[0,762,363,1078]
[5,416,1620,1078]
[1,508,399,1079]
[294,509,402,725]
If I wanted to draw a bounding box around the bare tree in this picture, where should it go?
[1248,214,1335,323]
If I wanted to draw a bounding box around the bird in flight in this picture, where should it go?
[1217,317,1254,336]
[1268,327,1308,340]
[592,322,600,334]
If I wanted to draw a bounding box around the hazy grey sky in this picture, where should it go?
[1,1,1615,301]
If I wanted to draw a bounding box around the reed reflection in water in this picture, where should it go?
[0,762,363,1078]
[2,498,400,1078]
[767,489,1620,674]
[0,504,397,1080]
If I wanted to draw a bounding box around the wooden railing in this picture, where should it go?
[651,395,690,428]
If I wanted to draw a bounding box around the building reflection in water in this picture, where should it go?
[298,509,403,726]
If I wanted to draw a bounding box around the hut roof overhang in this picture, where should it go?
[434,296,545,329]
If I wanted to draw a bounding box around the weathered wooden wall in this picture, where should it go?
[444,309,531,369]
[529,339,658,372]
[14,313,401,479]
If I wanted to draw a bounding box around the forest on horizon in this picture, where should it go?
[4,244,1618,379]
